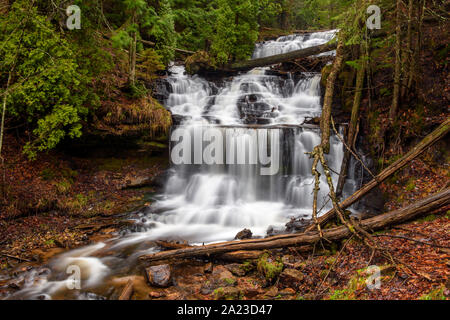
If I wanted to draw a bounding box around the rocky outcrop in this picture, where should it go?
[145,264,172,288]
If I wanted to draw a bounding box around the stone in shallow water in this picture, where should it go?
[145,264,172,288]
[235,228,253,240]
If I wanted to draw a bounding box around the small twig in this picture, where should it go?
[1,253,31,262]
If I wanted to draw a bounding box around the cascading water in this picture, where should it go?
[4,30,359,300]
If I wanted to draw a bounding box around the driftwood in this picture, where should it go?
[118,279,134,300]
[139,187,450,263]
[305,118,450,231]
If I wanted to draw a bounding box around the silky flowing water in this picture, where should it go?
[3,30,363,300]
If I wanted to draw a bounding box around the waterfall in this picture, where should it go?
[6,30,360,299]
[139,29,354,243]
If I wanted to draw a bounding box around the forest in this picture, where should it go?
[0,0,448,302]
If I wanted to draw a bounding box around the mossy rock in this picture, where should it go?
[213,287,243,300]
[257,253,284,282]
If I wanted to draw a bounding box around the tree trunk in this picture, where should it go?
[320,38,345,153]
[336,55,365,197]
[408,0,425,93]
[402,0,414,98]
[306,118,450,231]
[0,71,12,160]
[139,188,450,263]
[390,0,402,122]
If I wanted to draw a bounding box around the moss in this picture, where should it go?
[419,285,446,300]
[53,178,73,194]
[327,289,356,300]
[98,158,128,171]
[240,261,255,273]
[325,256,336,266]
[40,168,57,181]
[223,278,236,285]
[416,214,437,223]
[60,193,88,213]
[257,253,284,282]
[213,287,243,300]
[405,179,416,191]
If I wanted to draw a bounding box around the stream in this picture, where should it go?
[3,30,367,300]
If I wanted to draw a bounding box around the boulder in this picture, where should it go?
[224,264,246,277]
[279,268,304,287]
[213,287,243,300]
[235,228,253,240]
[145,264,172,288]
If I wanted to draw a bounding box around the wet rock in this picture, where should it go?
[152,78,172,104]
[8,280,23,290]
[172,114,191,125]
[78,292,106,300]
[235,228,253,240]
[145,264,172,288]
[279,269,304,287]
[225,264,246,277]
[285,217,309,233]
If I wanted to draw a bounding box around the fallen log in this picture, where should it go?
[139,187,450,263]
[305,118,450,231]
[228,41,337,72]
[118,279,134,300]
[216,250,264,262]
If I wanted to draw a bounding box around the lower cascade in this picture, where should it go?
[6,30,363,299]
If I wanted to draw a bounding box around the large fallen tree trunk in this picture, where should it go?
[305,118,450,231]
[227,41,337,72]
[139,187,450,263]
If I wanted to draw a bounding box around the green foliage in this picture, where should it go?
[137,48,165,81]
[0,1,95,159]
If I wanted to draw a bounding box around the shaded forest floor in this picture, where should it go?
[0,133,168,266]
